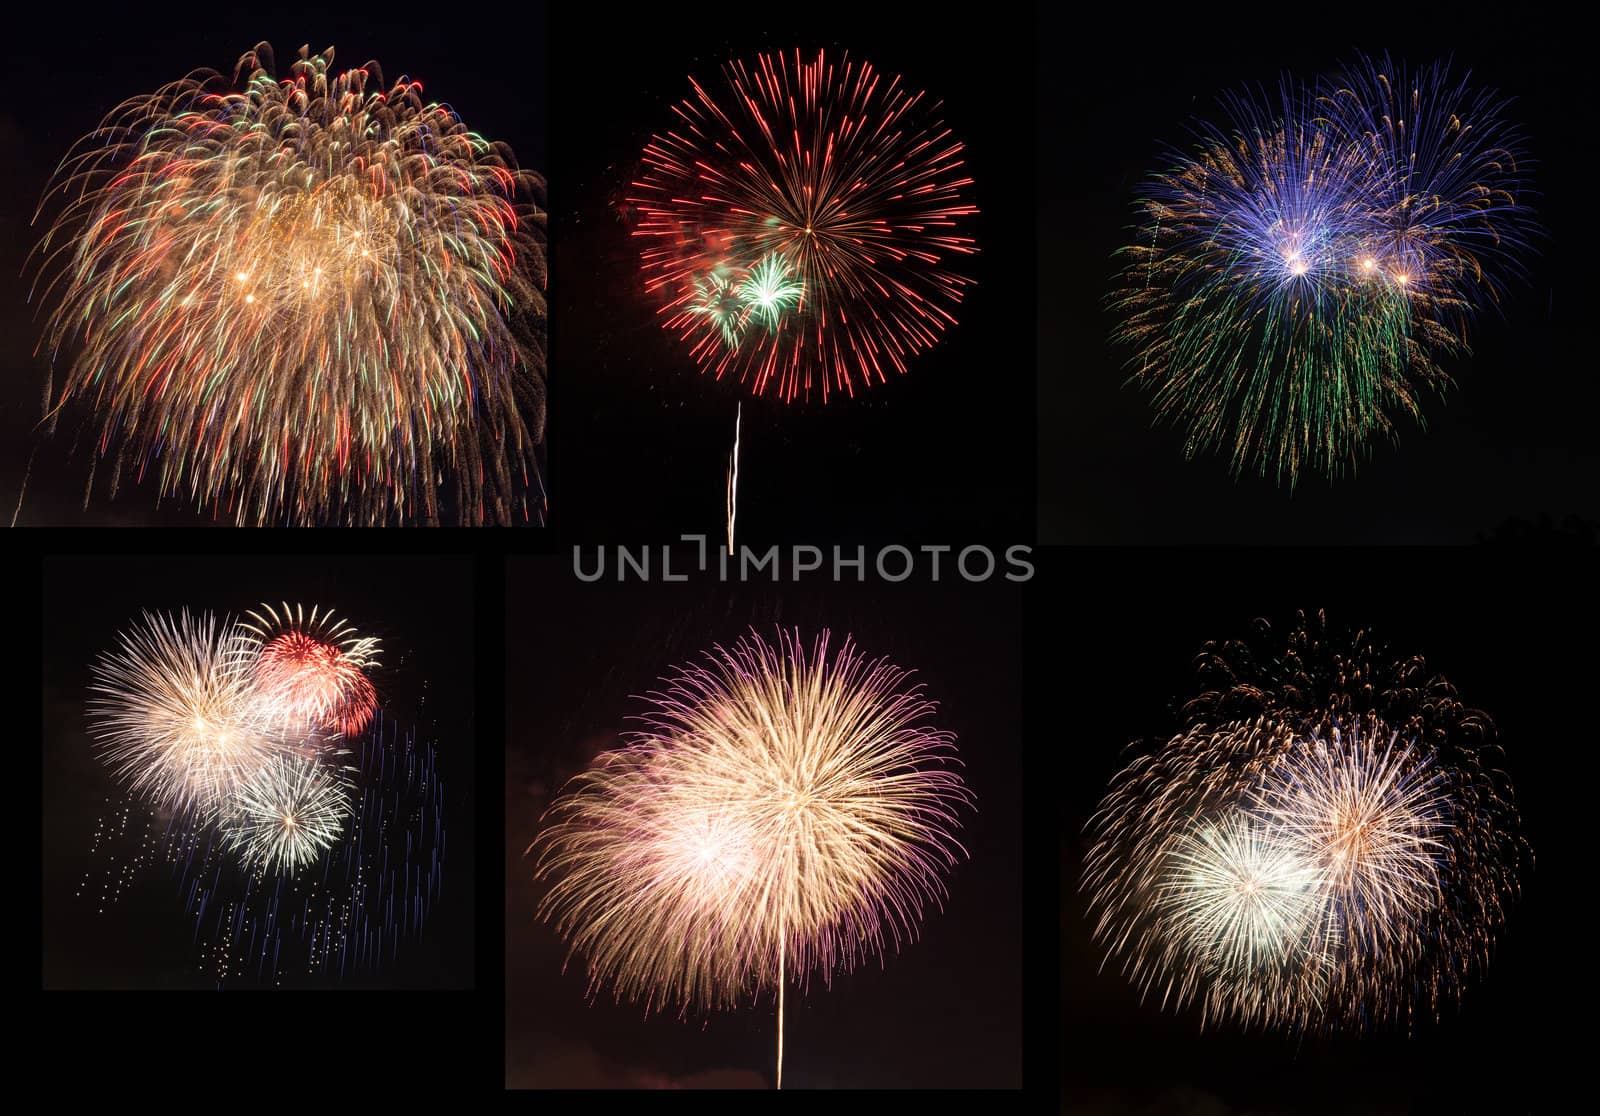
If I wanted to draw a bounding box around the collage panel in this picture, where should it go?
[1038,14,1596,542]
[506,557,1024,1087]
[1054,549,1582,1110]
[549,8,1035,543]
[41,554,476,988]
[4,12,549,526]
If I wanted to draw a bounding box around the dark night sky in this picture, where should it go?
[0,9,549,526]
[505,560,1024,1088]
[548,8,1035,547]
[41,554,477,989]
[1052,547,1588,1112]
[1038,11,1599,543]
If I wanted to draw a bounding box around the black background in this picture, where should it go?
[40,554,477,988]
[0,9,549,526]
[505,561,1025,1087]
[548,7,1035,547]
[1053,547,1588,1112]
[1039,9,1600,543]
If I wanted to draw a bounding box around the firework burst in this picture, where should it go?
[30,43,547,525]
[89,610,279,816]
[1084,614,1527,1033]
[1159,809,1331,1024]
[241,602,380,737]
[1112,55,1536,483]
[631,49,978,402]
[1250,720,1450,967]
[89,603,380,859]
[533,628,973,1085]
[221,754,354,874]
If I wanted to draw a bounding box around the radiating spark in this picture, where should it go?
[89,610,280,815]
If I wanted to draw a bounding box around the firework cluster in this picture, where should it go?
[533,629,973,1015]
[1084,613,1527,1032]
[82,602,445,984]
[31,44,546,525]
[632,49,978,402]
[1112,55,1537,483]
[89,603,377,872]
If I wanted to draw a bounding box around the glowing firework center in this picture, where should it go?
[220,179,398,316]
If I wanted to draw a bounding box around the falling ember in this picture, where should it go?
[631,49,978,402]
[532,629,974,1087]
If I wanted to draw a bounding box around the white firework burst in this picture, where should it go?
[533,628,973,1087]
[88,610,281,815]
[1251,720,1450,961]
[1158,811,1334,1027]
[1163,813,1323,977]
[222,755,354,874]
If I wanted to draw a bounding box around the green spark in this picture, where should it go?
[737,253,803,332]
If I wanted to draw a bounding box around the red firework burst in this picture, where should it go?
[255,632,378,737]
[630,49,978,402]
[242,604,379,738]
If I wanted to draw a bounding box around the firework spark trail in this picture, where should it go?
[29,43,547,525]
[177,717,437,985]
[533,629,974,1086]
[1111,55,1536,483]
[632,49,978,402]
[10,444,38,528]
[726,402,740,555]
[1084,613,1528,1034]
